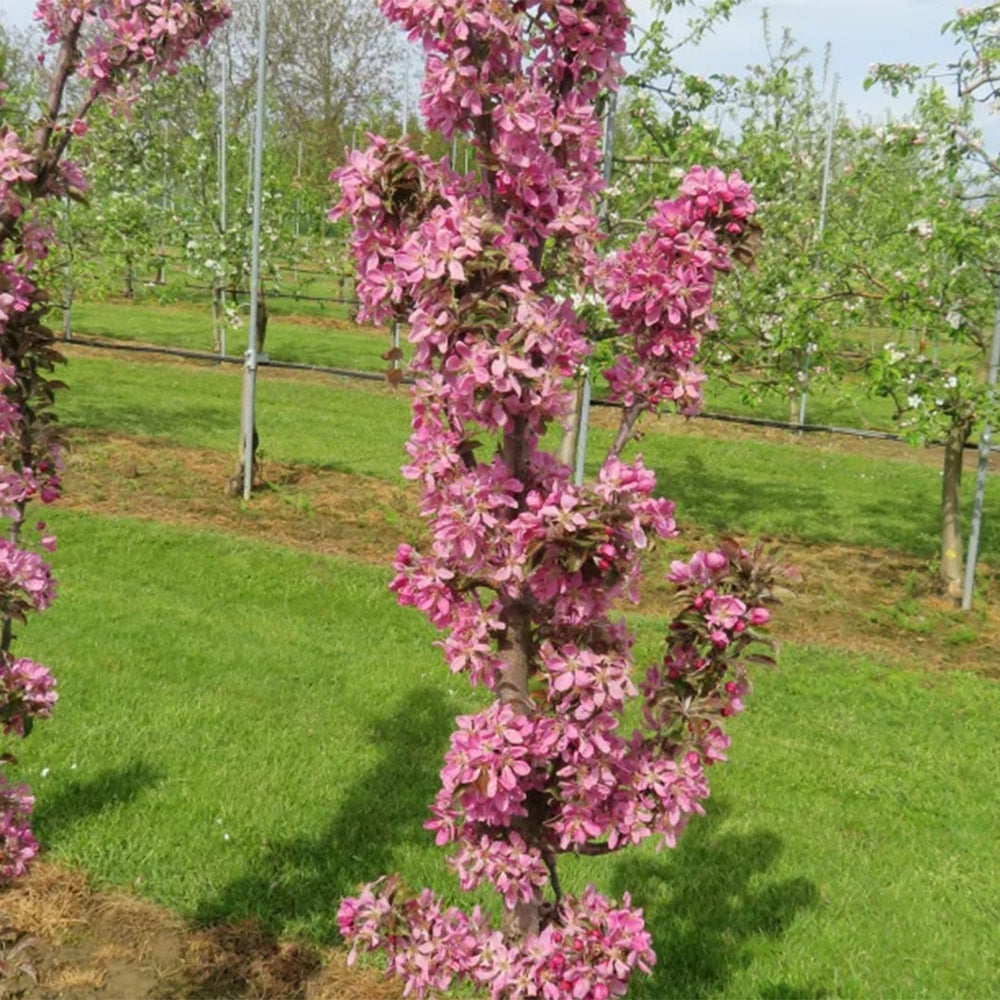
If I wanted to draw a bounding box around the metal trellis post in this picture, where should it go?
[573,90,617,486]
[798,73,838,432]
[219,47,229,358]
[240,0,268,501]
[961,282,1000,610]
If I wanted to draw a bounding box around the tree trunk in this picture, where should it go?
[211,279,223,353]
[497,422,544,938]
[62,282,73,341]
[227,289,268,496]
[940,421,970,602]
[123,253,135,299]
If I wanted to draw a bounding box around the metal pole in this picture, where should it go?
[240,0,268,501]
[798,73,838,431]
[295,139,303,238]
[572,91,617,486]
[220,49,228,236]
[219,48,228,358]
[961,284,1000,610]
[62,195,72,341]
[161,121,168,212]
[573,370,592,485]
[246,117,253,211]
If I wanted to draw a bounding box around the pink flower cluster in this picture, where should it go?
[35,0,231,102]
[0,446,63,517]
[379,0,626,249]
[0,655,57,736]
[0,538,57,615]
[450,830,548,909]
[333,1,770,996]
[0,779,36,879]
[339,876,654,1000]
[643,544,779,750]
[601,166,757,413]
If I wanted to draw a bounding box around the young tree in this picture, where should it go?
[0,0,229,879]
[864,9,1000,599]
[333,2,780,997]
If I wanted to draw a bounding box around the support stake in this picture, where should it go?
[961,281,1000,610]
[240,0,268,501]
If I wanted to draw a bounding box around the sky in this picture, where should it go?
[637,0,970,126]
[0,0,982,130]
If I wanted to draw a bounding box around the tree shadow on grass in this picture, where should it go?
[645,448,946,557]
[654,451,837,537]
[193,685,453,942]
[615,800,822,1000]
[33,760,165,841]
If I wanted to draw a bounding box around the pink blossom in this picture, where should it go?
[331,0,772,995]
[0,655,57,736]
[0,779,36,880]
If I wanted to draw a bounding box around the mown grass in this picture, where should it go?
[67,288,919,431]
[58,350,1000,565]
[58,352,412,478]
[16,510,1000,998]
[67,299,402,373]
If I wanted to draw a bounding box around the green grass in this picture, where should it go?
[28,266,999,996]
[65,283,930,433]
[703,378,901,433]
[588,418,1000,562]
[68,299,403,372]
[59,352,412,477]
[15,510,1000,997]
[21,511,467,940]
[57,349,1000,564]
[621,646,1000,999]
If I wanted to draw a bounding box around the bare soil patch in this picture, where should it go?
[0,864,400,999]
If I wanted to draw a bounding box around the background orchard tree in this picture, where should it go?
[230,0,406,199]
[78,105,170,298]
[708,23,848,415]
[864,9,1000,600]
[611,15,850,415]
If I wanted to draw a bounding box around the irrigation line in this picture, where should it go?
[65,335,1000,454]
[181,283,358,307]
[68,336,387,382]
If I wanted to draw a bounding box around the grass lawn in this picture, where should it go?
[3,338,997,997]
[67,287,938,433]
[67,299,402,373]
[15,509,1000,998]
[59,350,1000,565]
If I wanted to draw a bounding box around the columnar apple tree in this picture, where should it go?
[333,2,780,997]
[0,0,229,880]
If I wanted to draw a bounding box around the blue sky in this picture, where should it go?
[0,0,979,130]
